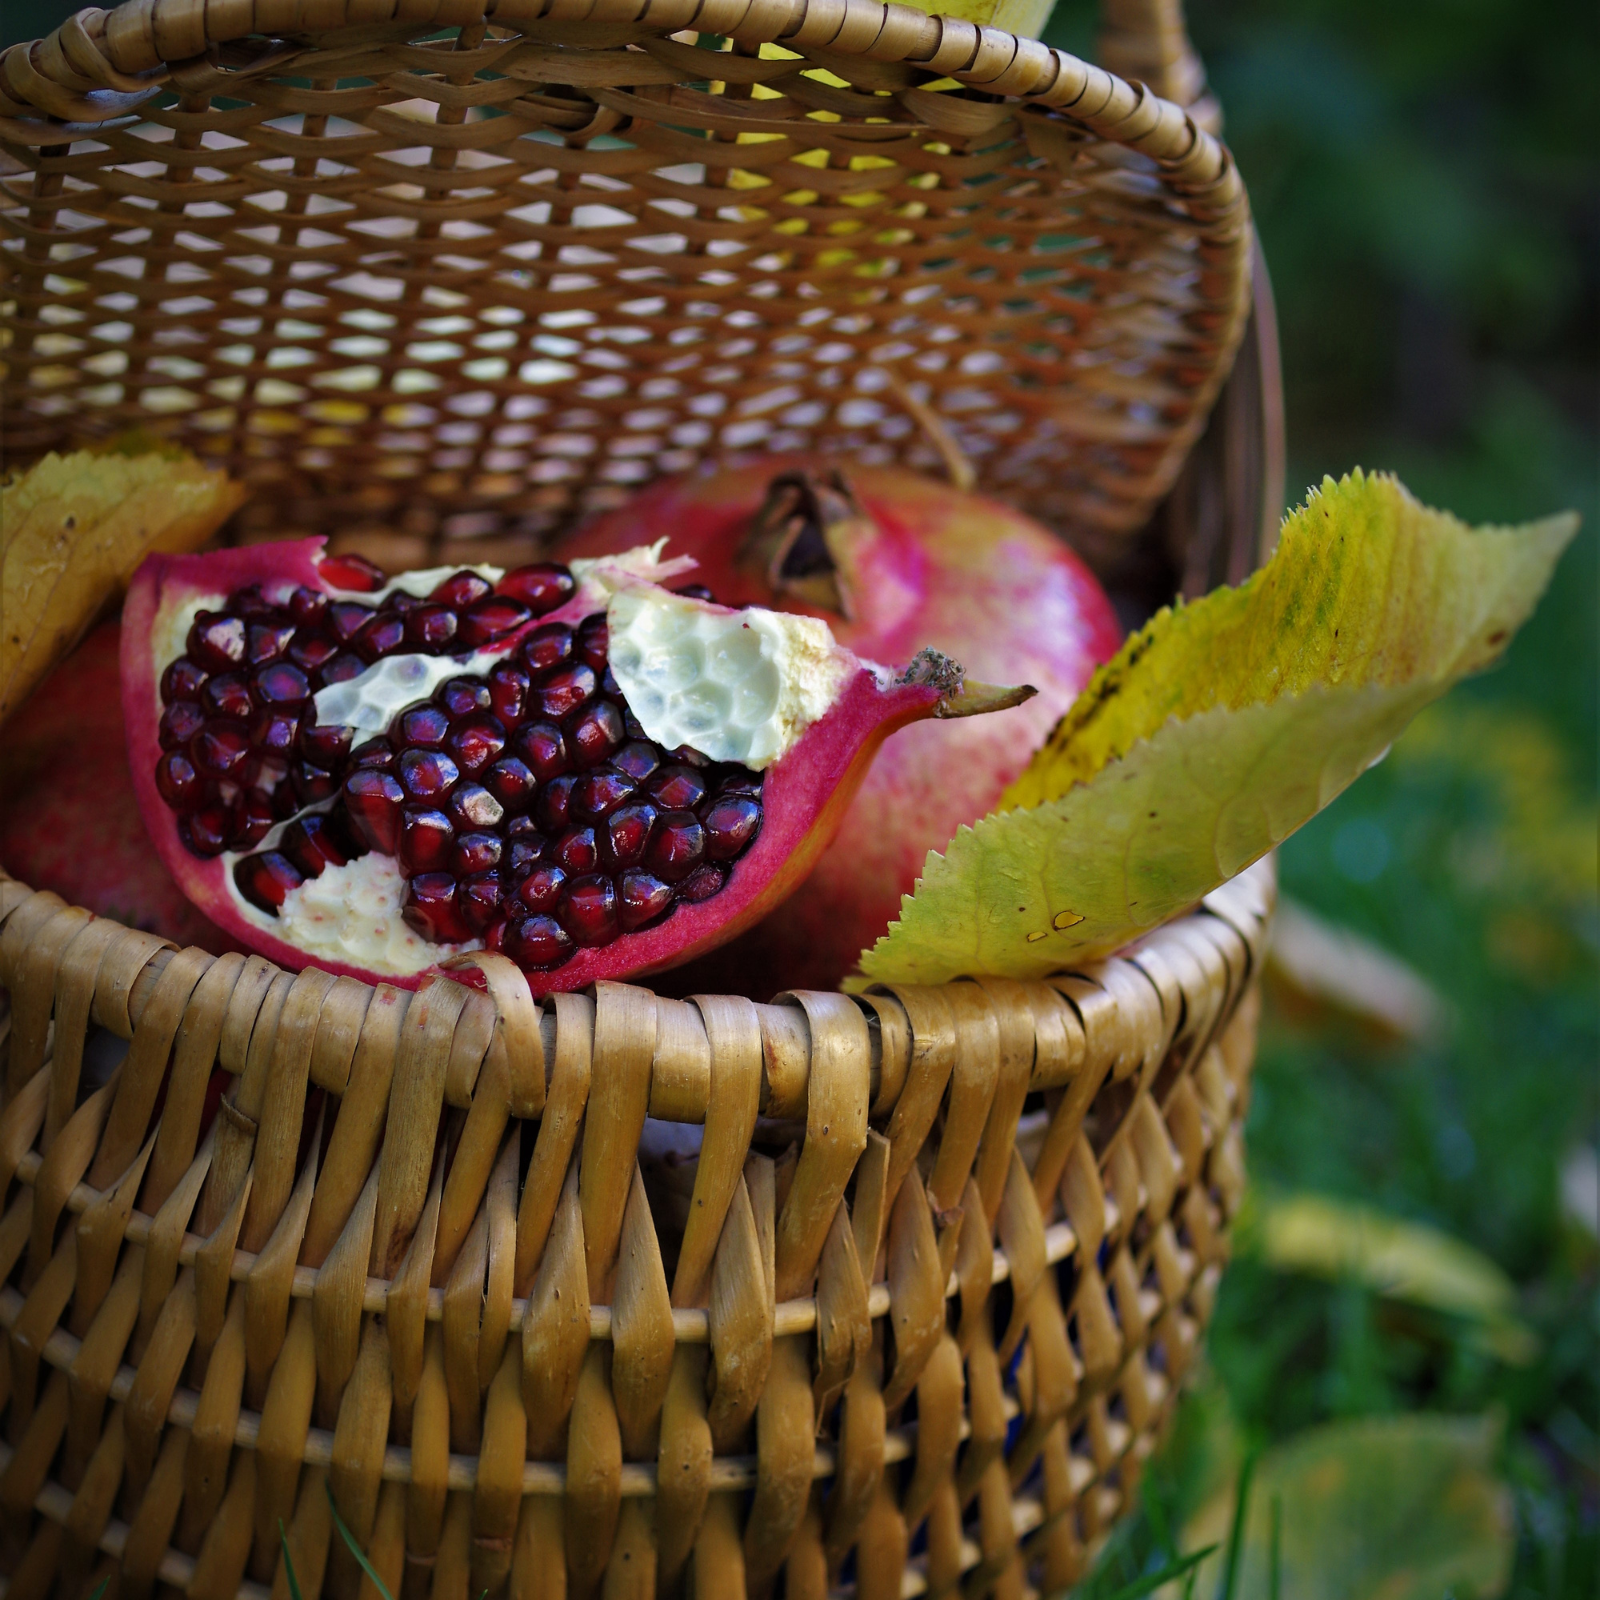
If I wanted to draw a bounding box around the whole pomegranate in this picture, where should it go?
[561,462,1123,993]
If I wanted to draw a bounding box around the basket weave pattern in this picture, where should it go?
[1,0,1251,573]
[0,861,1270,1598]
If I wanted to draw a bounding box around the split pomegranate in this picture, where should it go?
[123,537,1029,992]
[563,463,1123,991]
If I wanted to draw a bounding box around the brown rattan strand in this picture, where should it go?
[0,0,1252,578]
[0,858,1271,1598]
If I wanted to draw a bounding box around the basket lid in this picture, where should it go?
[0,0,1252,575]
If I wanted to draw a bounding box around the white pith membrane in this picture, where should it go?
[605,587,854,769]
[175,543,845,978]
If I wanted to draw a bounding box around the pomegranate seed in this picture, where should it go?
[535,664,596,721]
[254,662,310,707]
[188,612,246,671]
[484,919,506,953]
[234,851,304,913]
[398,748,459,801]
[399,808,454,874]
[507,835,547,877]
[504,913,574,969]
[483,757,537,811]
[437,677,492,720]
[182,806,232,857]
[162,657,207,703]
[674,584,715,602]
[404,873,472,942]
[201,673,254,721]
[192,721,251,776]
[670,746,710,769]
[498,563,575,615]
[460,597,530,648]
[623,707,650,741]
[329,601,372,643]
[281,813,352,877]
[156,752,202,807]
[568,701,624,768]
[289,585,328,626]
[291,762,340,805]
[319,652,366,686]
[600,666,622,698]
[250,710,300,757]
[228,796,275,852]
[247,620,296,666]
[647,764,707,810]
[602,802,656,870]
[160,701,206,750]
[404,604,458,651]
[576,615,608,673]
[572,768,635,822]
[646,812,704,882]
[611,741,661,783]
[702,795,761,860]
[516,865,566,912]
[459,871,504,934]
[344,769,405,853]
[271,784,301,821]
[352,738,395,770]
[448,783,504,831]
[356,613,407,662]
[226,584,271,617]
[398,704,451,750]
[560,875,618,946]
[619,871,673,930]
[488,663,529,726]
[554,828,599,873]
[453,831,502,875]
[447,715,506,774]
[521,623,573,674]
[289,633,336,676]
[430,570,493,608]
[678,863,727,902]
[537,773,577,831]
[514,722,568,782]
[717,771,764,797]
[318,552,386,591]
[300,720,354,768]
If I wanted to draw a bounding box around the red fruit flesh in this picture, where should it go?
[563,461,1122,992]
[123,538,995,993]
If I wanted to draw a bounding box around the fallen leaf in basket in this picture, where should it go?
[1176,1413,1513,1600]
[855,471,1576,986]
[0,439,244,727]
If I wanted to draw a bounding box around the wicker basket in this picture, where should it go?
[0,1,1281,1595]
[0,863,1271,1599]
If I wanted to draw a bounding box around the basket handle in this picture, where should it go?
[1094,0,1219,129]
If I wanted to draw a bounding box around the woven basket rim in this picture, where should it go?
[0,0,1239,188]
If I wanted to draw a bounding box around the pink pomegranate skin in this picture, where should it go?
[565,461,1123,992]
[0,622,245,955]
[122,537,960,992]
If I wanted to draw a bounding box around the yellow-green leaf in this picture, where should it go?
[1174,1414,1513,1600]
[1247,1190,1538,1364]
[856,472,1574,987]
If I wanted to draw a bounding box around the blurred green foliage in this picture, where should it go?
[4,0,1594,1591]
[1040,2,1598,1595]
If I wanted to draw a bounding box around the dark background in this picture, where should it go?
[6,0,1596,1591]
